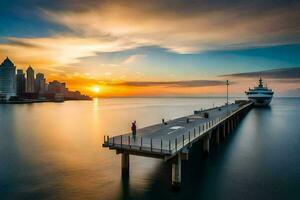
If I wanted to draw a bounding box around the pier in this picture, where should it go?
[102,100,253,188]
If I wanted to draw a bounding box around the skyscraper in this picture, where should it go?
[26,66,35,93]
[35,73,45,94]
[0,57,16,99]
[16,69,26,96]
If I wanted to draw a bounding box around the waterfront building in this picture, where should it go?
[26,66,35,93]
[48,80,66,94]
[64,88,91,100]
[16,69,26,96]
[44,82,49,92]
[0,57,16,99]
[48,80,66,101]
[35,73,46,94]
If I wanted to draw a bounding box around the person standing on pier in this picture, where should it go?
[131,121,137,141]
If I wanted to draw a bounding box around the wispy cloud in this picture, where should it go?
[4,38,42,49]
[123,54,147,65]
[221,67,300,79]
[43,0,300,54]
[107,80,227,87]
[0,36,138,67]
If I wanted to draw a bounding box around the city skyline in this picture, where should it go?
[1,0,300,97]
[0,57,90,101]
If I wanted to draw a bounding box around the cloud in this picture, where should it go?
[42,0,300,54]
[123,54,147,65]
[107,80,227,87]
[0,36,138,66]
[4,38,42,49]
[221,67,300,79]
[104,72,112,76]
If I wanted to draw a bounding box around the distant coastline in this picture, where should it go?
[0,98,92,104]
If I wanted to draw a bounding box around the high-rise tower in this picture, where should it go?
[26,66,35,93]
[0,57,16,99]
[35,73,46,94]
[16,69,26,96]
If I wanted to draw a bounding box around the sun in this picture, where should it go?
[91,86,101,93]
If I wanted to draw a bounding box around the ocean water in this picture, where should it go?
[0,97,299,200]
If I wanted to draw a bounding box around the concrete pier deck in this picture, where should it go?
[102,100,253,187]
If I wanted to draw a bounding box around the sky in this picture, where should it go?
[0,0,300,97]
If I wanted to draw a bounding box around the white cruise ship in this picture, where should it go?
[245,78,274,106]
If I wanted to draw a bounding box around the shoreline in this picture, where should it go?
[0,98,92,104]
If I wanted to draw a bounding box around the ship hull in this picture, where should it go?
[249,97,272,106]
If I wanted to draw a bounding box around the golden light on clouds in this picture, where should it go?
[43,3,299,54]
[0,36,137,68]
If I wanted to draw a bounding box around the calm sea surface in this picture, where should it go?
[0,97,300,200]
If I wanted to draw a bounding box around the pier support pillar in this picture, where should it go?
[172,155,181,189]
[233,117,236,128]
[203,135,210,155]
[222,124,226,139]
[121,153,129,176]
[227,120,230,134]
[216,127,220,144]
[235,116,237,127]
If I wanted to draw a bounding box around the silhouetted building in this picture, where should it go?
[64,88,91,100]
[44,82,49,92]
[0,57,16,99]
[48,80,66,101]
[16,69,26,96]
[21,92,39,99]
[48,80,66,94]
[26,66,35,93]
[35,73,45,94]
